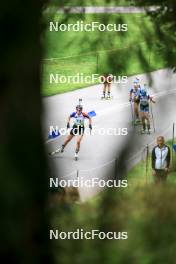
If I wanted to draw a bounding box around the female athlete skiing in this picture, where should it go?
[49,105,92,160]
[129,78,141,124]
[101,73,113,99]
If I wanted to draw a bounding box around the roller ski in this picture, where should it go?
[49,145,64,156]
[130,118,141,127]
[101,92,113,100]
[101,96,113,100]
[140,129,151,135]
[101,95,106,100]
[106,95,113,100]
[133,119,141,126]
[140,121,151,135]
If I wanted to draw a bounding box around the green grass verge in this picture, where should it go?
[42,13,169,96]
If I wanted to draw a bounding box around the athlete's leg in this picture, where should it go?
[103,83,107,98]
[140,112,146,131]
[75,134,84,153]
[134,102,139,120]
[49,134,74,155]
[63,134,74,148]
[107,83,111,97]
[145,112,150,131]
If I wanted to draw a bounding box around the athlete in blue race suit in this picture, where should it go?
[139,89,155,133]
[49,105,92,160]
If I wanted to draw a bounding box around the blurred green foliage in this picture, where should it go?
[51,185,176,264]
[50,138,176,264]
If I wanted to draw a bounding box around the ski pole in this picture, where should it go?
[172,122,175,169]
[150,102,155,133]
[146,144,149,184]
[130,100,135,127]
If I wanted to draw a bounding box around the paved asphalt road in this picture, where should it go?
[43,68,176,200]
[50,6,159,14]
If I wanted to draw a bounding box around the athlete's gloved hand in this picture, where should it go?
[129,98,132,102]
[89,124,92,130]
[67,123,70,129]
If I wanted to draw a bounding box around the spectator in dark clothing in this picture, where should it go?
[152,136,171,184]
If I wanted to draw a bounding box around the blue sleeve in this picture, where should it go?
[70,112,76,118]
[130,88,133,93]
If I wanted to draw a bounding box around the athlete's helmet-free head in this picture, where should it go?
[76,105,83,111]
[133,78,140,88]
[133,78,140,84]
[141,89,147,97]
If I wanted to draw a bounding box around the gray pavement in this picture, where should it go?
[49,6,159,14]
[43,68,176,200]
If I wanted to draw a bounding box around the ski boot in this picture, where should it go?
[134,118,141,125]
[101,92,106,100]
[74,152,79,161]
[147,129,151,135]
[141,129,146,134]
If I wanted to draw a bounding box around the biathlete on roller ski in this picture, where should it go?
[49,104,92,161]
[101,73,113,99]
[139,89,155,134]
[129,78,141,124]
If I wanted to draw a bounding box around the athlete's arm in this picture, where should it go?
[88,117,92,127]
[150,96,155,103]
[66,116,71,128]
[129,89,133,101]
[88,117,92,130]
[67,112,75,128]
[83,112,92,129]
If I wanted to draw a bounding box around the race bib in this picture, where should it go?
[140,99,149,106]
[74,117,84,126]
